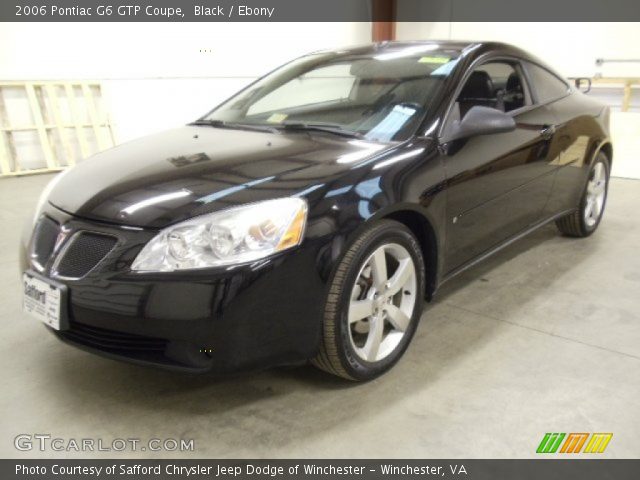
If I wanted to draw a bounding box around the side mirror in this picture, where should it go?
[448,106,516,142]
[574,77,592,94]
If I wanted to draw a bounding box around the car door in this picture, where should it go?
[522,61,594,217]
[440,59,561,273]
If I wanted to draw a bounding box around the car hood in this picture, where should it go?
[48,126,392,229]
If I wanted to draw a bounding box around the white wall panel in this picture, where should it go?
[0,22,371,144]
[396,22,640,78]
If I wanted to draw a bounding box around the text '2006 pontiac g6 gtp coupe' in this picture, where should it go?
[21,41,612,381]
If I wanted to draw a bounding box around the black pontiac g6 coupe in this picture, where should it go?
[21,41,612,380]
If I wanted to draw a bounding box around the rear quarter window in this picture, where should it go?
[526,62,570,104]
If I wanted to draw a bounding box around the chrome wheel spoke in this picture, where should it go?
[385,303,410,332]
[370,247,388,290]
[585,199,595,219]
[584,161,607,227]
[361,316,384,361]
[593,197,603,218]
[593,162,604,182]
[387,258,414,296]
[349,299,373,324]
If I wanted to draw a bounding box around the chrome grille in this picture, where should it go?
[54,232,117,279]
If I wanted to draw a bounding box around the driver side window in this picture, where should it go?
[451,61,528,123]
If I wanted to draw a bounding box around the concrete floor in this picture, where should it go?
[0,174,639,459]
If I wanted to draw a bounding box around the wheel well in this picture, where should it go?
[600,142,613,166]
[385,210,438,300]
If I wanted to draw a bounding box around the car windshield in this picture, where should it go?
[202,46,461,143]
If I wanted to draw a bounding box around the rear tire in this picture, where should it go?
[555,152,610,237]
[312,220,425,381]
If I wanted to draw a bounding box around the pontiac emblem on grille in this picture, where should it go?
[54,227,71,253]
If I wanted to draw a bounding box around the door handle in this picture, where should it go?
[540,124,557,139]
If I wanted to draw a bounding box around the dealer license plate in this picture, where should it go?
[22,272,64,330]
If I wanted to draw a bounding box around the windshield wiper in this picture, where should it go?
[191,119,362,138]
[279,122,363,139]
[192,119,226,127]
[191,119,278,134]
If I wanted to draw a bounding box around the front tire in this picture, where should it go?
[312,220,425,381]
[555,152,610,237]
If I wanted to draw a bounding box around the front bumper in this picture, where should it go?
[22,203,329,373]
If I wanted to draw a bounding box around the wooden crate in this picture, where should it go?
[591,77,639,112]
[0,81,115,177]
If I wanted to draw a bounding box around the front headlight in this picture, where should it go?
[131,198,308,272]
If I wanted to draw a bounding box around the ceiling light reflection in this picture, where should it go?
[121,190,191,216]
[374,44,439,61]
[336,140,386,164]
[373,148,425,170]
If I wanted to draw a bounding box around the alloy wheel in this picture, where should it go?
[584,161,607,228]
[347,243,417,363]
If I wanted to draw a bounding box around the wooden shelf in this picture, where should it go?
[0,81,115,176]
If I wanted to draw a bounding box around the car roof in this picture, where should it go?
[312,40,535,62]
